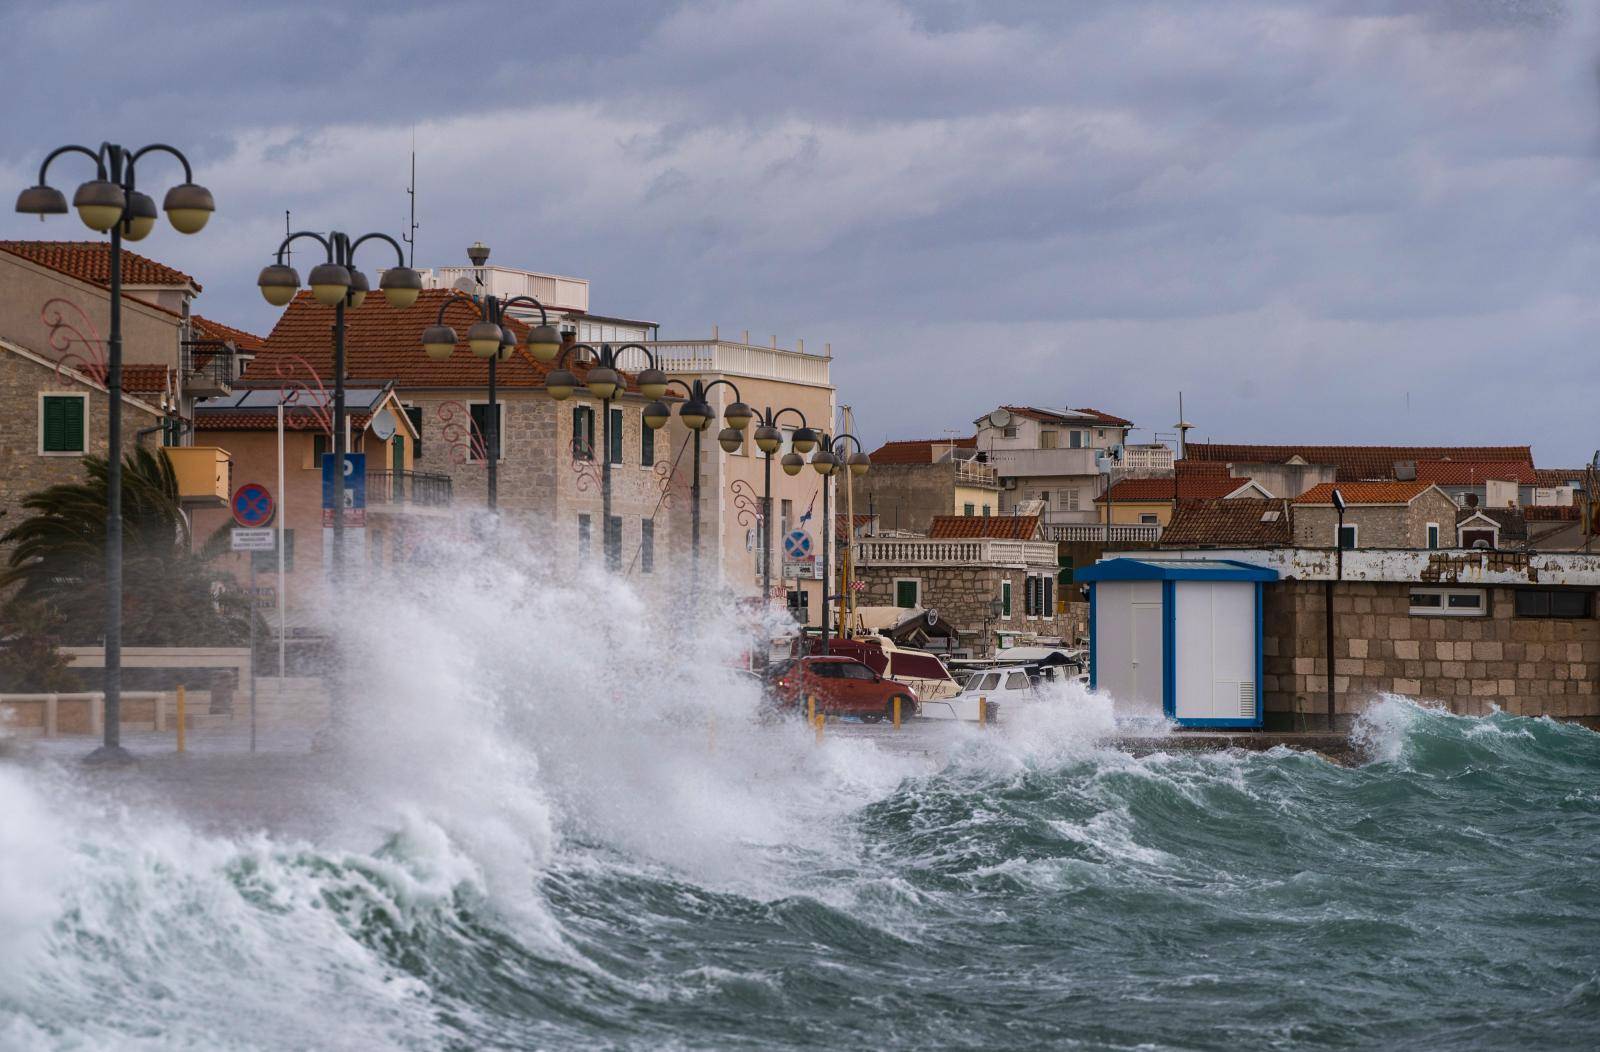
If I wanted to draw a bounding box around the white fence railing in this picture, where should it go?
[854,537,1059,568]
[646,340,832,386]
[954,461,999,487]
[1051,523,1163,543]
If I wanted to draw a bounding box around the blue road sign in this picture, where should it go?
[321,453,366,510]
[232,482,274,527]
[783,529,812,559]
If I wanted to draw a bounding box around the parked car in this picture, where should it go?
[769,656,919,722]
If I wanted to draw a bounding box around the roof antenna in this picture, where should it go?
[283,210,291,267]
[401,126,418,267]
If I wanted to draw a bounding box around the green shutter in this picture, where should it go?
[896,580,918,608]
[641,415,655,465]
[609,408,624,464]
[41,396,84,452]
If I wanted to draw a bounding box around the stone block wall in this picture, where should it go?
[1262,580,1598,723]
[857,564,1072,655]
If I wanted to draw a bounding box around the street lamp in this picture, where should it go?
[545,342,668,568]
[648,378,752,589]
[256,230,422,577]
[1326,487,1346,732]
[418,243,560,510]
[744,406,817,616]
[17,141,215,765]
[810,432,870,654]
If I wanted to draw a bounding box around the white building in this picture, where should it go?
[972,405,1134,530]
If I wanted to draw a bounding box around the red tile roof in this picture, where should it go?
[1072,407,1133,427]
[243,289,628,391]
[1162,499,1294,547]
[1293,481,1438,505]
[1534,468,1588,488]
[121,364,174,395]
[1413,460,1537,485]
[1523,505,1581,521]
[1096,475,1254,503]
[1000,405,1131,428]
[195,408,373,432]
[835,513,877,541]
[1185,443,1534,483]
[868,436,976,465]
[191,314,266,351]
[927,514,1042,540]
[0,240,200,291]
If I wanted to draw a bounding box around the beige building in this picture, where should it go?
[1293,481,1459,550]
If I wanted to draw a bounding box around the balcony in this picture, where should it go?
[854,537,1059,569]
[985,447,1099,479]
[367,470,452,509]
[165,446,231,506]
[180,343,238,397]
[646,339,832,387]
[1050,523,1163,543]
[953,460,1000,488]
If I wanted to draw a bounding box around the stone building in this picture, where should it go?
[852,514,1076,656]
[1182,443,1533,500]
[856,436,1001,533]
[1293,481,1459,550]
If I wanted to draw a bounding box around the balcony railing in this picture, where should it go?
[180,342,237,395]
[644,340,832,386]
[854,537,1059,568]
[954,460,1000,487]
[1051,523,1162,543]
[367,470,452,507]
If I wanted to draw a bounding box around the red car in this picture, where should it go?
[769,656,919,722]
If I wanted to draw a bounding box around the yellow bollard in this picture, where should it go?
[977,695,987,728]
[814,711,825,743]
[176,685,187,754]
[893,696,902,730]
[807,695,816,724]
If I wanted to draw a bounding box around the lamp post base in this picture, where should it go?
[82,744,136,767]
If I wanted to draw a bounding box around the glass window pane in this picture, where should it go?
[1551,591,1590,618]
[1005,672,1029,690]
[1514,590,1550,617]
[1410,592,1443,608]
[1447,593,1481,609]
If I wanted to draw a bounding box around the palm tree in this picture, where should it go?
[0,447,252,646]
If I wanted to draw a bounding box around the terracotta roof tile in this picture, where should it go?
[0,240,200,291]
[1534,468,1587,488]
[1072,407,1133,427]
[1523,505,1581,521]
[1413,460,1537,485]
[121,363,173,395]
[927,514,1042,540]
[1185,443,1533,483]
[868,436,976,464]
[1162,499,1294,547]
[1097,475,1253,502]
[243,289,635,391]
[191,314,266,351]
[999,405,1131,428]
[195,408,372,432]
[1293,481,1436,505]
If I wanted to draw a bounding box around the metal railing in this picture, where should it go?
[954,460,1000,487]
[1051,523,1163,543]
[854,536,1059,568]
[367,470,452,507]
[180,342,237,391]
[645,340,832,386]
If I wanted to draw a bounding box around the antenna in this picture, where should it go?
[283,210,292,267]
[1173,391,1194,460]
[401,127,418,266]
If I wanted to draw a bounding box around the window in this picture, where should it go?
[1514,589,1593,619]
[1061,489,1080,511]
[1001,579,1012,619]
[312,432,329,468]
[1461,528,1496,549]
[404,405,423,460]
[1039,429,1058,449]
[469,402,503,462]
[572,406,595,460]
[1005,672,1029,691]
[1069,430,1085,449]
[578,514,591,557]
[640,518,655,573]
[1043,576,1054,615]
[606,515,622,570]
[1409,587,1486,617]
[894,579,920,608]
[787,588,810,620]
[781,499,793,539]
[608,407,624,465]
[1338,524,1359,550]
[839,662,875,681]
[973,672,1001,692]
[982,505,992,517]
[1024,576,1036,618]
[1139,513,1159,525]
[640,413,655,465]
[1427,523,1440,550]
[39,394,87,454]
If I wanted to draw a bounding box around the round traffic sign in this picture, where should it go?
[232,483,274,528]
[783,530,812,559]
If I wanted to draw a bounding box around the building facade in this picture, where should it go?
[972,405,1133,535]
[1293,482,1459,550]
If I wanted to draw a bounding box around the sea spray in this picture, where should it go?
[2,527,1598,1049]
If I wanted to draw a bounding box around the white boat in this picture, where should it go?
[919,664,1056,721]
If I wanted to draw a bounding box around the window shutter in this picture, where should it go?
[641,416,655,465]
[42,397,64,451]
[1044,576,1054,615]
[641,518,654,572]
[609,408,624,464]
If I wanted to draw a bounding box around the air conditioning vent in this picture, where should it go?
[1238,680,1256,717]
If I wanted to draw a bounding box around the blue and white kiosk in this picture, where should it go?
[1076,557,1278,728]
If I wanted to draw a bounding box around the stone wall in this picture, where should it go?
[856,564,1072,655]
[1262,579,1599,724]
[1293,490,1457,549]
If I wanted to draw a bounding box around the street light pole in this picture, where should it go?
[657,379,751,595]
[257,232,423,574]
[17,141,215,765]
[750,407,817,617]
[546,342,670,568]
[418,247,561,512]
[810,432,870,656]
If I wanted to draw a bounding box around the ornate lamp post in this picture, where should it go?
[747,407,818,615]
[545,342,669,568]
[809,433,870,654]
[418,243,560,510]
[17,141,215,764]
[645,379,752,587]
[256,231,422,576]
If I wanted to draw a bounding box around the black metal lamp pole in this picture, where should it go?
[547,343,670,568]
[749,407,817,620]
[418,248,560,511]
[659,379,751,593]
[809,432,869,655]
[258,232,420,576]
[17,141,215,765]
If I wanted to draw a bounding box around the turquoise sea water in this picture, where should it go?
[2,698,1596,1051]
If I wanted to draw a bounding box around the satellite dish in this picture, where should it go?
[987,408,1012,428]
[451,275,477,293]
[370,408,398,441]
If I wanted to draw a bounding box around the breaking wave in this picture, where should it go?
[3,536,1598,1050]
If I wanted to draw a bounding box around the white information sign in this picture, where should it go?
[231,528,276,551]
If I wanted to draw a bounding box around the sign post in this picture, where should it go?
[321,453,367,569]
[230,484,275,755]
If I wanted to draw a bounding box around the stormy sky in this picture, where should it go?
[4,1,1597,463]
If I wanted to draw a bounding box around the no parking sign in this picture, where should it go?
[232,483,274,528]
